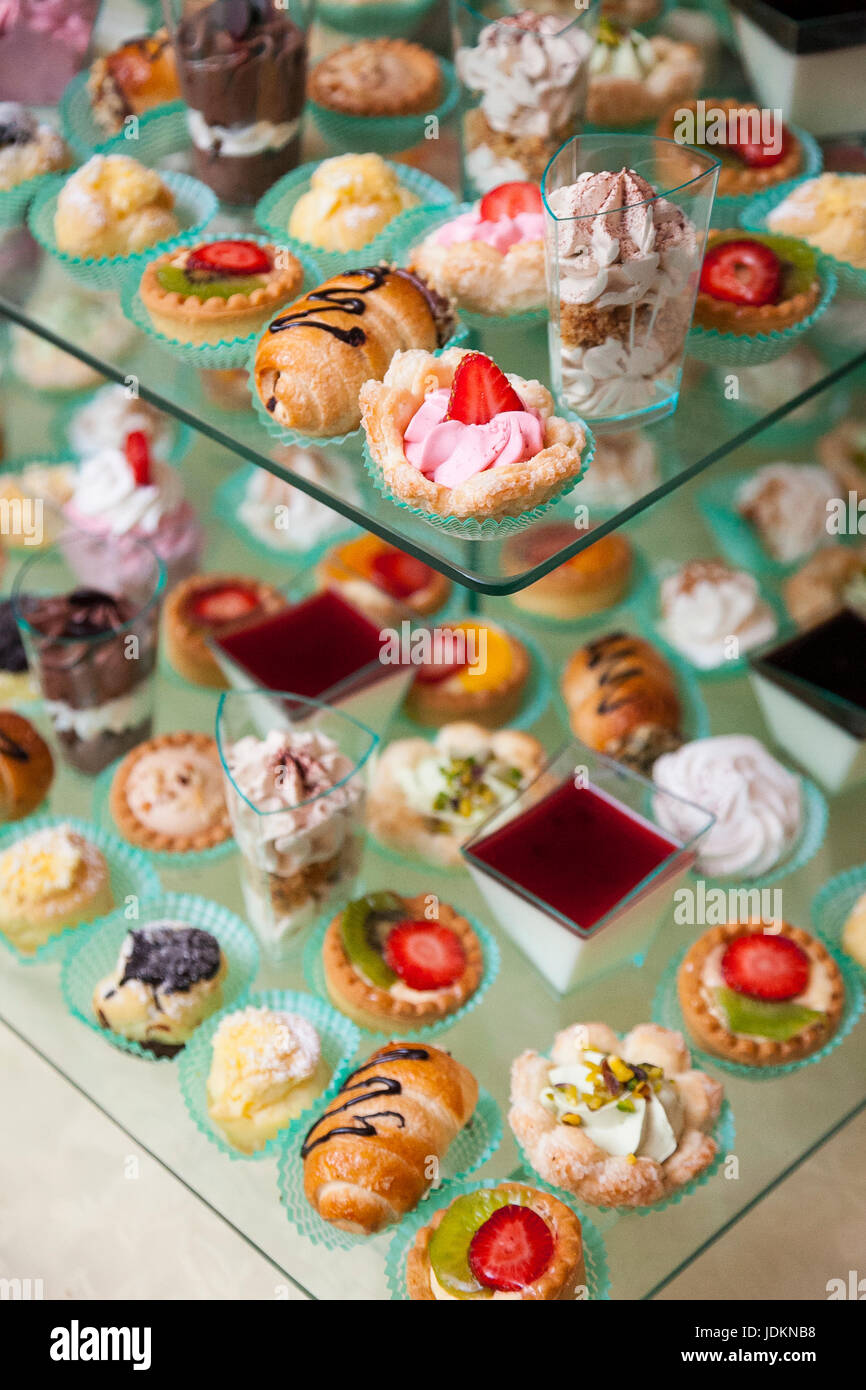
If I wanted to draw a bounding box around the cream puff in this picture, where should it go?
[0,824,114,955]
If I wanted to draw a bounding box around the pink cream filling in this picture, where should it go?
[403,387,544,489]
[432,208,546,255]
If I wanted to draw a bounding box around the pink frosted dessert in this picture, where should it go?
[404,387,544,488]
[408,180,547,317]
[63,433,202,593]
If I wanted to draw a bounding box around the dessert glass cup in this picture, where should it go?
[163,0,313,206]
[453,1,600,200]
[542,134,719,430]
[11,532,165,778]
[215,689,378,962]
[461,740,715,993]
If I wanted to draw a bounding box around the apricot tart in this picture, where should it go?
[109,732,232,855]
[165,573,287,688]
[322,891,485,1031]
[407,1182,586,1301]
[316,532,451,626]
[694,230,822,336]
[677,922,845,1068]
[404,619,530,729]
[503,524,633,620]
[139,240,304,345]
[657,98,804,198]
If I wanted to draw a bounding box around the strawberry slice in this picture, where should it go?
[413,626,466,684]
[699,238,782,308]
[444,352,525,426]
[383,920,466,990]
[124,430,151,487]
[721,932,810,1002]
[468,1205,554,1292]
[186,240,271,276]
[479,180,543,221]
[189,582,260,625]
[730,125,789,168]
[369,548,432,600]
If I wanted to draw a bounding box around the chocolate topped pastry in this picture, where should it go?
[119,924,223,994]
[174,0,307,204]
[0,599,28,676]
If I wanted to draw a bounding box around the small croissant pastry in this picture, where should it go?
[301,1041,478,1235]
[561,631,683,775]
[253,266,455,438]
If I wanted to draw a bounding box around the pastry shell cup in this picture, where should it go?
[503,536,652,630]
[61,891,260,1063]
[654,939,862,1080]
[91,756,236,869]
[402,619,553,734]
[740,173,866,299]
[308,59,459,158]
[385,1177,610,1301]
[177,988,361,1161]
[59,69,189,162]
[101,732,234,861]
[688,264,836,367]
[28,169,218,291]
[276,1085,503,1249]
[302,904,499,1040]
[0,813,160,966]
[812,863,866,976]
[122,234,323,369]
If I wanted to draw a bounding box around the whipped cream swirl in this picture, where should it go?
[653,735,802,879]
[67,448,185,536]
[660,561,778,670]
[457,11,593,140]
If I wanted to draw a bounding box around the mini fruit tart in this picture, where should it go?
[510,1022,723,1208]
[109,731,232,855]
[367,721,545,868]
[322,891,485,1032]
[139,239,304,345]
[360,348,588,524]
[315,532,451,626]
[657,98,804,198]
[694,230,822,336]
[407,181,547,319]
[165,572,287,688]
[407,1182,586,1301]
[587,20,704,130]
[677,921,845,1068]
[404,618,531,729]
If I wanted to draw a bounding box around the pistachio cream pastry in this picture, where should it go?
[93,922,228,1056]
[0,824,114,955]
[207,1005,330,1153]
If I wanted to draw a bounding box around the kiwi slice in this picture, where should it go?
[428,1190,524,1299]
[339,893,403,989]
[716,986,822,1042]
[156,264,266,302]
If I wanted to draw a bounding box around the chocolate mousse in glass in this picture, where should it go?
[12,532,164,776]
[164,0,309,205]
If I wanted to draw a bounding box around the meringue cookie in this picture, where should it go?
[659,560,778,670]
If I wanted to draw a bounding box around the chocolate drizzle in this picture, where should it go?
[585,632,645,715]
[300,1045,430,1159]
[0,730,29,762]
[269,266,389,345]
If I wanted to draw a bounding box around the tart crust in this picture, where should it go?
[587,37,704,129]
[406,1182,586,1301]
[677,922,845,1067]
[315,535,451,624]
[322,892,485,1031]
[139,244,304,344]
[408,233,546,319]
[503,528,633,620]
[164,572,287,688]
[656,98,803,198]
[361,347,587,522]
[308,39,441,117]
[404,622,530,729]
[693,229,822,336]
[110,731,232,854]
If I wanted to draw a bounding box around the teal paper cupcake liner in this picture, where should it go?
[741,174,866,299]
[309,61,459,158]
[515,1100,736,1216]
[53,393,191,465]
[633,568,787,681]
[384,1177,610,1300]
[690,775,828,891]
[210,465,360,564]
[89,758,237,869]
[402,618,553,733]
[687,265,837,367]
[503,539,653,632]
[301,910,500,1040]
[28,169,218,291]
[276,1085,503,1250]
[246,318,469,450]
[316,0,437,37]
[362,426,595,540]
[60,69,190,163]
[178,989,361,1162]
[385,201,547,326]
[0,814,160,966]
[254,159,455,281]
[710,126,822,229]
[120,234,324,369]
[60,891,260,1062]
[811,863,866,972]
[0,451,76,552]
[0,169,68,231]
[652,943,863,1081]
